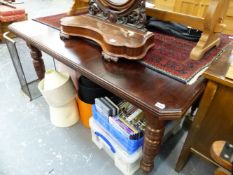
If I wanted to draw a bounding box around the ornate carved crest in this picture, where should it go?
[88,0,147,30]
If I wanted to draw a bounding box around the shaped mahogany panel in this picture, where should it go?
[60,15,154,61]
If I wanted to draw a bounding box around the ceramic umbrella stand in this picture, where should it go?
[38,70,79,127]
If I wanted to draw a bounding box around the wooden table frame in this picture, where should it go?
[175,44,233,172]
[8,20,206,173]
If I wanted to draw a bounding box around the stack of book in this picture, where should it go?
[94,96,146,141]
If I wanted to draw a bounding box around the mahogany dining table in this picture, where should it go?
[8,20,206,173]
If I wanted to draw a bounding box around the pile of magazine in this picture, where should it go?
[95,96,146,140]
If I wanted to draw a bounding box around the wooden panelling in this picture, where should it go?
[224,0,233,34]
[174,0,200,16]
[154,0,233,35]
[197,0,209,17]
[153,0,176,10]
[174,0,210,17]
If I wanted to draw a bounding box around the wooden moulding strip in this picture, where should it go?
[146,7,204,31]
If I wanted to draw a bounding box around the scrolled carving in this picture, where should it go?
[89,0,100,15]
[88,0,147,30]
[127,9,147,29]
[107,11,118,23]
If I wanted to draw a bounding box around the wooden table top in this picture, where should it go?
[9,20,206,120]
[204,47,233,88]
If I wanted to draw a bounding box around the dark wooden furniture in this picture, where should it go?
[60,15,154,62]
[9,20,206,173]
[176,45,233,172]
[61,0,155,61]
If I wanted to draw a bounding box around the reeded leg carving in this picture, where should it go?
[140,119,165,172]
[27,43,45,80]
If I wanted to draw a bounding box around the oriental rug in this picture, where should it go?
[34,13,233,84]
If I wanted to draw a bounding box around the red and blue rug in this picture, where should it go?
[140,33,232,83]
[34,13,233,84]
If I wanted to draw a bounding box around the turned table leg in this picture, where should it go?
[27,43,45,80]
[140,118,165,172]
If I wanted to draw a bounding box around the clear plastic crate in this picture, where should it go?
[90,117,142,175]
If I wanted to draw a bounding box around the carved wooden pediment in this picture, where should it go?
[60,0,154,61]
[88,0,147,30]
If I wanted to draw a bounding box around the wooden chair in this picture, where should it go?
[68,0,88,15]
[146,0,230,60]
[211,141,233,175]
[68,0,230,60]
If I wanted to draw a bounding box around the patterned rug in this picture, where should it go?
[34,13,233,84]
[141,34,231,83]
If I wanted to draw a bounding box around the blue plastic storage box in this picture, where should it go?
[92,105,144,154]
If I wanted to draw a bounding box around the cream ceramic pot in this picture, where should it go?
[38,70,79,127]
